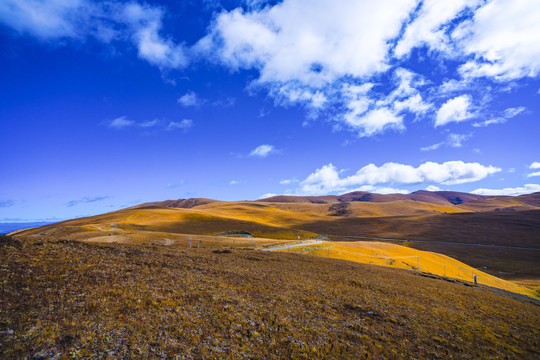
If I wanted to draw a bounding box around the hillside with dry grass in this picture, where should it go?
[13,191,539,284]
[1,236,539,359]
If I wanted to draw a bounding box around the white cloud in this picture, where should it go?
[420,143,442,152]
[167,119,193,131]
[197,0,429,137]
[120,3,187,69]
[108,117,191,131]
[0,0,91,39]
[344,107,404,137]
[435,95,473,127]
[503,107,526,118]
[393,94,431,115]
[259,193,279,199]
[199,0,417,86]
[530,162,540,169]
[292,161,501,195]
[0,0,187,69]
[109,116,135,129]
[471,184,540,196]
[194,0,538,138]
[438,79,471,95]
[528,172,540,178]
[229,180,241,185]
[177,91,202,107]
[394,0,474,58]
[425,185,441,191]
[249,144,275,157]
[421,133,472,151]
[280,179,298,185]
[139,119,160,128]
[446,133,470,147]
[346,186,409,195]
[473,106,525,127]
[456,0,540,80]
[472,118,503,128]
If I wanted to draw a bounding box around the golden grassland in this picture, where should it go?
[21,206,319,241]
[275,241,539,299]
[1,235,539,359]
[13,199,540,291]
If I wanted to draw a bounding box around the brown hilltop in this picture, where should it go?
[131,197,220,209]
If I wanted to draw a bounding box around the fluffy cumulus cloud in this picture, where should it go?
[197,0,437,137]
[0,0,187,69]
[194,0,539,136]
[249,144,276,158]
[471,184,540,196]
[435,95,474,127]
[455,0,540,80]
[291,161,501,195]
[199,0,417,85]
[193,0,538,136]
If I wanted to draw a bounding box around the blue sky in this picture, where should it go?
[1,0,539,221]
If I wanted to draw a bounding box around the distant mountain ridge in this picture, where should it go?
[132,190,498,209]
[259,190,495,206]
[125,190,528,211]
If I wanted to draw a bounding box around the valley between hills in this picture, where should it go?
[2,190,540,358]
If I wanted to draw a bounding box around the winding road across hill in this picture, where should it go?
[324,234,540,251]
[262,240,324,251]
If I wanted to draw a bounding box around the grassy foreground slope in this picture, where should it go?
[1,236,539,359]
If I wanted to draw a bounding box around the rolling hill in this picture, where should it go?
[12,190,540,285]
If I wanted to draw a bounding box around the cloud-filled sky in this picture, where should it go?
[1,0,539,221]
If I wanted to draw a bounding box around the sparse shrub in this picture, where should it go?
[0,235,22,249]
[212,249,232,254]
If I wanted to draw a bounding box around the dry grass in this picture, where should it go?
[1,236,539,359]
[279,241,538,299]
